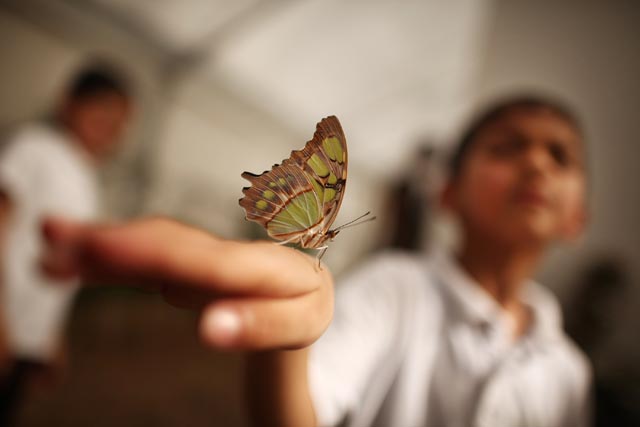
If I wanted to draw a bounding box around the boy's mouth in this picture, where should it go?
[511,188,553,209]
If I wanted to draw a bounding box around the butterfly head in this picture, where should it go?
[327,229,340,240]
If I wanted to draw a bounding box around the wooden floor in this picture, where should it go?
[16,288,248,427]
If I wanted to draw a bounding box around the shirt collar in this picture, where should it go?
[431,251,563,342]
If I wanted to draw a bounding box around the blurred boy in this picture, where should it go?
[0,64,132,423]
[40,95,589,427]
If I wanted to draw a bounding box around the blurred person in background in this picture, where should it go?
[40,94,590,427]
[381,144,440,251]
[0,63,132,425]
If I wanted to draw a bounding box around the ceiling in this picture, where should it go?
[87,0,495,178]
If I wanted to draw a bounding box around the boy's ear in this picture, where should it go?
[560,203,588,242]
[439,180,457,212]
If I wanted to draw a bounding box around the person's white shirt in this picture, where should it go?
[309,251,591,427]
[0,122,99,362]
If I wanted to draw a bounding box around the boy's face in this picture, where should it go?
[446,108,587,247]
[63,92,132,160]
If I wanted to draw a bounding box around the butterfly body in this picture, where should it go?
[298,226,340,249]
[239,116,347,251]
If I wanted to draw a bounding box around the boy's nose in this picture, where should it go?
[522,144,553,174]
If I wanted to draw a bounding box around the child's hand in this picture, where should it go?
[40,217,334,351]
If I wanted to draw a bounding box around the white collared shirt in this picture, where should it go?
[309,251,591,427]
[0,122,99,361]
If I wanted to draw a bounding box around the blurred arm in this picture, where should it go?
[246,349,317,427]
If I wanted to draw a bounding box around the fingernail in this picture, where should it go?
[204,307,241,347]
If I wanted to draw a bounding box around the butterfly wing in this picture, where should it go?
[239,116,347,247]
[240,164,323,243]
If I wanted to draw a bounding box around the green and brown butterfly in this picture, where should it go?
[239,115,368,263]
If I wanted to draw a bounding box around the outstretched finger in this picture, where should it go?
[41,216,331,298]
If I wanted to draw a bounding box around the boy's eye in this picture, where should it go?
[548,141,578,168]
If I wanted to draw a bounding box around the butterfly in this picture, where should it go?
[239,116,370,263]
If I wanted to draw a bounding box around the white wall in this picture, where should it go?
[0,10,78,124]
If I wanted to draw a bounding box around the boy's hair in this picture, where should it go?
[449,95,583,178]
[66,63,131,101]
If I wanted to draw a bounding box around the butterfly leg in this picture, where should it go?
[315,246,329,270]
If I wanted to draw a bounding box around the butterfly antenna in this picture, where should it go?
[334,211,377,232]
